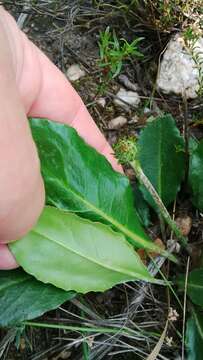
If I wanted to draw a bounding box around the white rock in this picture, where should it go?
[66,64,85,81]
[97,98,106,108]
[108,116,127,130]
[114,88,140,109]
[157,34,203,99]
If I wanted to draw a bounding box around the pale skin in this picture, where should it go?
[0,7,122,270]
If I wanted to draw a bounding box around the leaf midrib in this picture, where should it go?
[32,228,149,281]
[52,178,159,253]
[188,283,203,290]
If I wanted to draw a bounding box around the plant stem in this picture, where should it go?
[183,94,190,184]
[130,160,187,246]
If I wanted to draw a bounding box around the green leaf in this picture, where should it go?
[177,269,203,307]
[10,207,156,294]
[186,307,203,360]
[189,137,199,153]
[189,139,203,211]
[0,269,75,327]
[137,114,185,208]
[30,118,160,253]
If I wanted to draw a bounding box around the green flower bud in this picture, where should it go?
[113,137,138,165]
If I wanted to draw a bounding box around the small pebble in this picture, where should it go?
[66,64,85,81]
[114,88,140,110]
[97,97,106,108]
[108,115,127,130]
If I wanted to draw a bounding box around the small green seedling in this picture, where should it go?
[98,26,143,80]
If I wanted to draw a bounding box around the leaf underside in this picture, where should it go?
[10,207,155,293]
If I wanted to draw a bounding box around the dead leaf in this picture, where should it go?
[146,320,168,360]
[168,307,179,322]
[19,338,26,352]
[52,350,71,360]
[175,216,192,236]
[86,336,95,348]
[137,248,147,264]
[149,238,165,258]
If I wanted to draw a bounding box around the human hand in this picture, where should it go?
[0,7,121,270]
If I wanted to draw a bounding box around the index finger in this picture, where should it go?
[20,40,122,172]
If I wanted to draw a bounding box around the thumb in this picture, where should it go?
[0,73,44,268]
[0,27,44,268]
